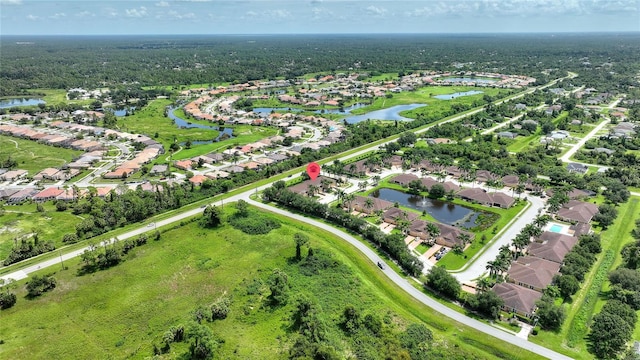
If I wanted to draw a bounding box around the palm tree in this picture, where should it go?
[533,214,551,228]
[486,260,500,278]
[476,277,492,292]
[522,223,542,239]
[396,219,411,236]
[320,178,332,193]
[371,175,381,186]
[512,233,530,258]
[344,193,355,212]
[457,233,472,247]
[426,223,440,244]
[364,198,374,214]
[306,184,318,197]
[515,183,526,199]
[335,189,346,205]
[358,180,368,191]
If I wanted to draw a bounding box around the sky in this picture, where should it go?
[1,0,639,35]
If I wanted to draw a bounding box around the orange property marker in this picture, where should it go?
[306,162,320,180]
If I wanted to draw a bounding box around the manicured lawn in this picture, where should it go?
[530,197,639,360]
[0,205,543,360]
[507,134,541,153]
[172,125,278,161]
[0,202,81,260]
[348,86,509,121]
[0,135,82,175]
[437,198,526,270]
[25,89,96,106]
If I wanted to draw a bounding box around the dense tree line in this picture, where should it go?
[2,34,639,97]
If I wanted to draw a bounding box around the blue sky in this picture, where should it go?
[1,0,639,35]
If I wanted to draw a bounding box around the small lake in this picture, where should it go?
[0,98,45,109]
[167,107,235,142]
[344,104,425,124]
[441,77,497,84]
[111,107,136,116]
[370,188,480,228]
[433,90,484,100]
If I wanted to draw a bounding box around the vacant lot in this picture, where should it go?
[0,135,82,175]
[0,202,81,261]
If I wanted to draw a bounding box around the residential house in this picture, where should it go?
[350,196,393,214]
[528,232,578,264]
[497,131,517,139]
[7,188,38,204]
[390,173,419,187]
[150,164,168,175]
[1,169,28,181]
[493,282,542,318]
[457,188,515,208]
[32,187,65,202]
[174,160,194,171]
[382,208,419,225]
[408,220,473,248]
[288,176,335,196]
[189,175,209,186]
[567,162,588,174]
[506,256,560,292]
[557,200,599,224]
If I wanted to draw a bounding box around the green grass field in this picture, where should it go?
[0,202,81,261]
[0,205,543,360]
[117,99,278,162]
[0,135,82,175]
[25,89,96,107]
[348,86,508,119]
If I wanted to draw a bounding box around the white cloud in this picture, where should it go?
[366,5,387,17]
[165,10,196,19]
[156,1,170,7]
[103,7,119,18]
[76,11,95,18]
[25,14,39,21]
[49,13,66,19]
[244,10,258,17]
[266,9,291,19]
[0,0,23,5]
[311,7,333,18]
[125,6,148,18]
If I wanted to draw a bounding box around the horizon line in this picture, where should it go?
[2,30,640,37]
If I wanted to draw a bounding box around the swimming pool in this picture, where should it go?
[549,224,563,233]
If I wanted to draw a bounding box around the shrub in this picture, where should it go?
[0,292,17,309]
[26,274,57,298]
[229,212,280,235]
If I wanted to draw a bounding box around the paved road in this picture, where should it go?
[452,195,545,283]
[559,118,610,164]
